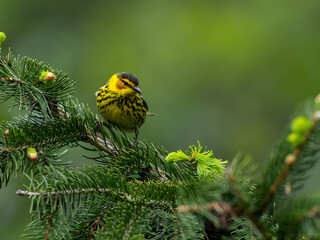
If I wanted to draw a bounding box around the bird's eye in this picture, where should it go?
[122,80,130,87]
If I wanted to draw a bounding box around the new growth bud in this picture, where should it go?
[27,147,38,161]
[166,141,227,181]
[0,32,6,47]
[166,150,189,163]
[287,132,304,148]
[291,116,312,134]
[45,72,56,82]
[38,70,56,83]
[287,116,313,148]
[285,154,296,166]
[3,129,9,136]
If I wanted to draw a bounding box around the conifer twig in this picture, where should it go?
[45,198,55,240]
[288,206,320,233]
[170,206,183,235]
[88,206,108,240]
[257,116,318,215]
[82,132,118,156]
[1,136,74,153]
[16,188,130,199]
[16,189,171,208]
[1,77,22,83]
[177,201,232,214]
[257,153,297,215]
[226,170,271,240]
[122,206,137,240]
[57,107,118,156]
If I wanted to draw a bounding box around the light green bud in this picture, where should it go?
[0,32,6,45]
[166,150,190,163]
[287,132,305,147]
[27,147,38,161]
[291,116,312,134]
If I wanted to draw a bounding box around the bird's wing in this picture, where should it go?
[141,96,149,111]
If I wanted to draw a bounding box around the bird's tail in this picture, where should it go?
[147,112,157,116]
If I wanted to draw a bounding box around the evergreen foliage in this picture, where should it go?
[1,40,320,239]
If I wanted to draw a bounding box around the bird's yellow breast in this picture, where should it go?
[96,85,147,132]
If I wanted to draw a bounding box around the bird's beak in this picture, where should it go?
[132,86,142,94]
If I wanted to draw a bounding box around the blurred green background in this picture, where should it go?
[1,0,320,238]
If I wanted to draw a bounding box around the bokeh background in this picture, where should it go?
[1,0,320,239]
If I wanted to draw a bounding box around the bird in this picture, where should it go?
[96,72,149,143]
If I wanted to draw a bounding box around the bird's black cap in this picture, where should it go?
[118,72,139,86]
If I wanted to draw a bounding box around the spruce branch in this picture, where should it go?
[0,53,75,119]
[2,40,320,239]
[256,153,297,215]
[177,200,235,216]
[16,162,180,238]
[1,135,74,153]
[87,206,108,240]
[226,169,271,240]
[0,76,22,83]
[256,111,319,215]
[16,188,126,198]
[274,193,320,238]
[290,206,320,232]
[0,48,196,238]
[45,198,55,240]
[52,102,118,156]
[16,164,177,208]
[82,132,117,156]
[170,206,183,236]
[122,205,138,240]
